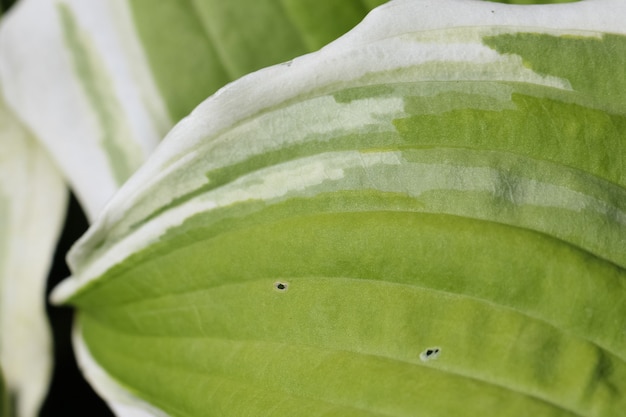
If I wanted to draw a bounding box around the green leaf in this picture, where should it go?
[0,92,66,417]
[127,0,388,122]
[54,0,626,415]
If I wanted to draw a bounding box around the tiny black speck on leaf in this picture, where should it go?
[420,347,441,362]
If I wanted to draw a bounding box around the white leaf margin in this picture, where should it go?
[0,0,170,222]
[0,94,66,417]
[73,326,170,417]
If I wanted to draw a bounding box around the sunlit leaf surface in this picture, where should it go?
[53,0,625,415]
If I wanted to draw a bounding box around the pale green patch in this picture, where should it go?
[57,3,142,185]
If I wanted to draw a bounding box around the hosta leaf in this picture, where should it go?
[0,0,382,220]
[0,93,66,417]
[0,1,381,414]
[54,0,626,415]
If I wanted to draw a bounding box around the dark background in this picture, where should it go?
[41,196,113,417]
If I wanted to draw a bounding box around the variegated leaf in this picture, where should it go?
[54,0,626,416]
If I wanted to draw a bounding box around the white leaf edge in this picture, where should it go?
[72,324,170,417]
[0,0,170,222]
[54,0,626,303]
[0,94,66,417]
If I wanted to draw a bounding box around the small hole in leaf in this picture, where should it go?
[274,282,288,291]
[420,347,441,362]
